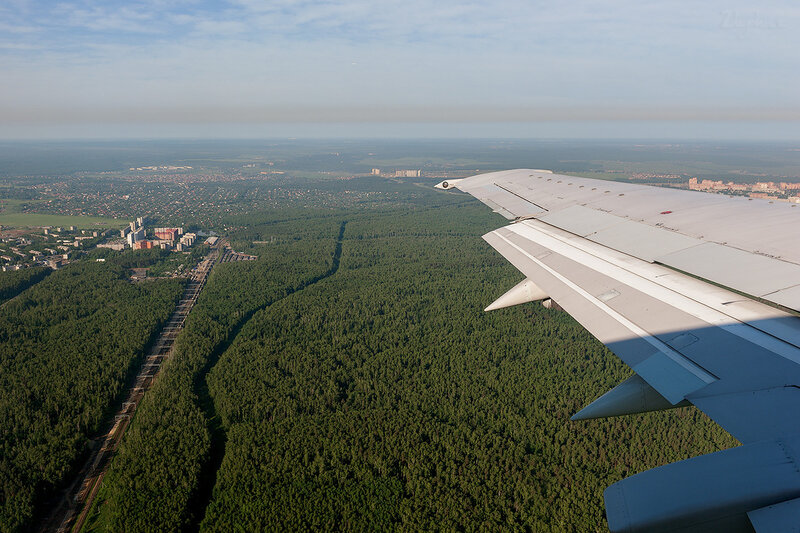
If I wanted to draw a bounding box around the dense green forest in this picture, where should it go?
[199,205,737,531]
[82,202,736,532]
[0,266,50,304]
[87,216,345,531]
[0,261,183,532]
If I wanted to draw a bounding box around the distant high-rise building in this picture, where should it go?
[180,233,196,248]
[371,168,381,175]
[394,169,421,178]
[154,227,180,241]
[126,227,145,247]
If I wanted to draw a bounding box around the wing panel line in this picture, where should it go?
[491,230,718,390]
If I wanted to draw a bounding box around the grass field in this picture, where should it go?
[0,212,124,229]
[0,198,124,229]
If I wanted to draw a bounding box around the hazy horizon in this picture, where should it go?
[4,120,800,142]
[3,1,800,140]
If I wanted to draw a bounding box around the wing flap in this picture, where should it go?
[749,496,800,533]
[605,436,800,533]
[483,218,800,440]
[483,229,657,366]
[484,224,718,405]
[692,388,800,444]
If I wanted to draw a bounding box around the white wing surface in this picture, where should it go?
[437,170,800,533]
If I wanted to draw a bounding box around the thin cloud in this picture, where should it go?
[2,0,800,138]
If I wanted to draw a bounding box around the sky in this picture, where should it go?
[2,0,800,139]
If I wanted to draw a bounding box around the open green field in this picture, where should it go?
[0,198,124,229]
[0,212,124,229]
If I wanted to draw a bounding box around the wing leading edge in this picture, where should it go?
[438,170,800,532]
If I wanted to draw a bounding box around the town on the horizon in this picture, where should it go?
[4,164,800,273]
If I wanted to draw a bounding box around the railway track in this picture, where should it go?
[41,246,220,533]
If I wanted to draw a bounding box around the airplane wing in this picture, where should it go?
[436,170,800,533]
